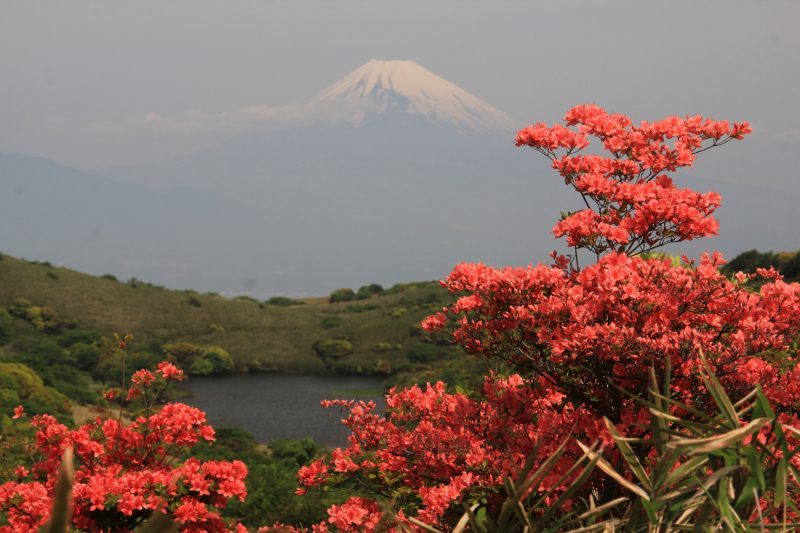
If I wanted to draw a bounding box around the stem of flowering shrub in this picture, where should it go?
[44,447,74,533]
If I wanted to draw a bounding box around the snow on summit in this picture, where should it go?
[314,59,517,133]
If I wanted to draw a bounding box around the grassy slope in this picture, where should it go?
[0,254,453,374]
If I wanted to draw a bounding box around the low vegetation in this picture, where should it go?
[0,255,460,377]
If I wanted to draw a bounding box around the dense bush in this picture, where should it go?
[311,338,353,366]
[354,283,383,300]
[0,363,71,421]
[7,299,76,334]
[164,342,235,374]
[2,337,97,404]
[67,342,102,372]
[202,346,235,373]
[328,288,355,303]
[163,341,203,363]
[189,356,215,375]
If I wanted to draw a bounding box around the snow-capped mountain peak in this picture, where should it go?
[313,59,517,133]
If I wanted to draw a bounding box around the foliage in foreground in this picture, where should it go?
[291,106,800,531]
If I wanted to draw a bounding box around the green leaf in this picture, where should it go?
[668,418,771,455]
[576,441,650,501]
[604,417,652,492]
[774,457,787,509]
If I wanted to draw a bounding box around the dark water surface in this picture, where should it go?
[182,374,386,447]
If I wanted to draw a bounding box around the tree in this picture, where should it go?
[296,105,800,530]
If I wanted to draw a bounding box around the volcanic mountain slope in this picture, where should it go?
[3,61,795,296]
[312,59,517,133]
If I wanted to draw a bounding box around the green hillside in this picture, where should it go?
[0,253,468,379]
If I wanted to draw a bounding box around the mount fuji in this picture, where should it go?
[311,59,517,133]
[2,60,794,296]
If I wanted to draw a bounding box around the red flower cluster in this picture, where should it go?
[298,377,604,528]
[516,104,750,257]
[296,106,800,531]
[0,362,246,532]
[428,252,800,411]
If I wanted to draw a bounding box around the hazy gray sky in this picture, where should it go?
[2,0,799,183]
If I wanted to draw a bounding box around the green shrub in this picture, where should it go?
[329,288,356,303]
[190,357,215,375]
[187,296,202,307]
[0,363,71,420]
[1,338,97,404]
[390,307,408,318]
[320,316,342,329]
[270,437,319,466]
[69,342,102,372]
[164,343,234,374]
[355,283,383,300]
[312,339,353,365]
[202,346,235,373]
[215,427,259,453]
[383,283,407,295]
[208,324,225,333]
[163,342,203,364]
[8,298,32,318]
[100,273,118,281]
[46,271,59,280]
[8,301,76,334]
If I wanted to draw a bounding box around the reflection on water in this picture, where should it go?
[181,373,386,447]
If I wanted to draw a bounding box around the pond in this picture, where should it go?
[181,373,387,447]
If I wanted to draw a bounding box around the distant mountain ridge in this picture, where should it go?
[2,61,798,296]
